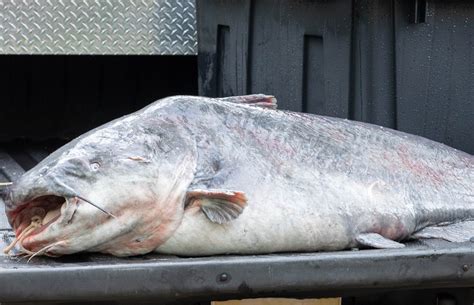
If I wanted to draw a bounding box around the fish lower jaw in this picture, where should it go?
[4,195,66,255]
[15,197,65,232]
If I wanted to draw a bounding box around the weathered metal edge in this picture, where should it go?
[0,243,472,302]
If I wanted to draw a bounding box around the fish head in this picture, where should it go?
[3,118,196,257]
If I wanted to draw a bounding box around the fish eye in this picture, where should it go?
[90,162,101,171]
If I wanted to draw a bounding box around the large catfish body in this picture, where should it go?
[3,95,473,257]
[156,96,473,255]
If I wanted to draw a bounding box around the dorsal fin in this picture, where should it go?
[217,94,277,109]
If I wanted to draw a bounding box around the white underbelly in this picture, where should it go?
[155,200,352,256]
[156,165,414,256]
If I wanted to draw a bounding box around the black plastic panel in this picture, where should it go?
[351,0,397,129]
[198,0,352,116]
[197,0,474,153]
[394,0,474,153]
[0,55,198,141]
[198,0,252,98]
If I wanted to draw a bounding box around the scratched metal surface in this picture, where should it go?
[0,238,472,303]
[0,0,197,55]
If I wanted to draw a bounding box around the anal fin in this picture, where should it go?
[356,233,405,249]
[412,220,474,243]
[185,189,247,224]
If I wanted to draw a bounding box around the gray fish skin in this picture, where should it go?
[156,97,473,255]
[2,95,473,257]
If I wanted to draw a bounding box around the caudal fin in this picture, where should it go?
[412,220,474,243]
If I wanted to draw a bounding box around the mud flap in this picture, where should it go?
[356,233,405,249]
[412,220,474,243]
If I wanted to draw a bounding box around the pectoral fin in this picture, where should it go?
[185,189,247,224]
[356,233,405,249]
[412,221,474,243]
[217,94,277,109]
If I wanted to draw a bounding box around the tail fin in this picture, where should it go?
[412,220,474,243]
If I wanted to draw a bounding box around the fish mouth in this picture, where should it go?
[5,195,67,255]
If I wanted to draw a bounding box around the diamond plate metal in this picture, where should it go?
[0,0,197,55]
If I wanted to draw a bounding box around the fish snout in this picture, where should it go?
[0,183,10,201]
[6,171,50,210]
